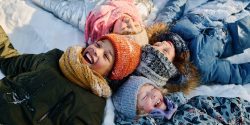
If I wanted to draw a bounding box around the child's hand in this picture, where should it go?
[149,98,177,120]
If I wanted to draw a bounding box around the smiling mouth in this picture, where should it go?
[83,52,94,64]
[155,99,162,108]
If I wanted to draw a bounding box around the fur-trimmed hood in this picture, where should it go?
[146,22,200,95]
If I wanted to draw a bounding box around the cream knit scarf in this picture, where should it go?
[59,46,111,98]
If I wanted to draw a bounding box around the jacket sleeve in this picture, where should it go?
[155,0,187,24]
[0,25,49,76]
[32,0,101,32]
[115,115,158,125]
[228,16,250,55]
[171,9,250,85]
[165,92,187,107]
[190,33,250,85]
[0,49,60,76]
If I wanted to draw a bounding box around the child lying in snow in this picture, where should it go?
[0,26,141,125]
[85,0,148,46]
[147,22,250,85]
[112,76,250,124]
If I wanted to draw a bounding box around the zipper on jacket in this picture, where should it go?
[37,111,49,123]
[36,91,74,123]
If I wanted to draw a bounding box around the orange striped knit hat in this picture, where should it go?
[99,34,141,80]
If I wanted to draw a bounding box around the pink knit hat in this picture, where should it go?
[85,0,143,45]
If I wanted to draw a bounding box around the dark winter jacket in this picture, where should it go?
[0,49,106,125]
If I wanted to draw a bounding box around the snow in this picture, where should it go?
[0,0,250,124]
[0,0,85,55]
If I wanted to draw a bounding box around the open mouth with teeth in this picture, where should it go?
[154,99,162,108]
[83,52,95,64]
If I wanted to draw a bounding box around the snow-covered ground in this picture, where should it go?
[0,0,250,124]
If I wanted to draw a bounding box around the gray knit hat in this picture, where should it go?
[112,76,156,120]
[135,44,178,87]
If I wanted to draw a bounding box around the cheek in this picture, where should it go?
[93,60,113,74]
[93,61,109,71]
[135,26,142,33]
[142,101,154,113]
[169,49,176,61]
[113,20,122,33]
[155,92,163,100]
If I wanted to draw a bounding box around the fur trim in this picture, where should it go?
[164,61,200,95]
[146,22,199,94]
[146,22,169,45]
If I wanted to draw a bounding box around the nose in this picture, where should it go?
[162,41,168,45]
[149,92,156,100]
[126,18,136,29]
[161,41,170,48]
[88,47,97,57]
[93,46,104,57]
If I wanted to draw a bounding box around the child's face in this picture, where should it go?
[137,84,166,114]
[153,41,175,62]
[82,40,115,76]
[113,14,142,35]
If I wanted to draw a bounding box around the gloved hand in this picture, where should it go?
[0,26,20,58]
[149,97,177,119]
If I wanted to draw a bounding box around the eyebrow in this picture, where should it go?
[122,27,126,30]
[98,40,103,43]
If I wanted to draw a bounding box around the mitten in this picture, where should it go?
[149,97,177,119]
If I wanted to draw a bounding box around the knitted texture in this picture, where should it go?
[168,32,189,55]
[85,0,143,44]
[59,46,111,98]
[99,34,141,80]
[112,76,156,120]
[136,45,178,87]
[159,32,189,56]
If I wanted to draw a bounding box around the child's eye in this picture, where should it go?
[122,27,127,31]
[164,49,168,53]
[121,31,131,35]
[95,42,101,48]
[143,95,147,101]
[104,53,110,61]
[124,18,130,23]
[122,16,128,22]
[154,43,161,47]
[152,87,157,92]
